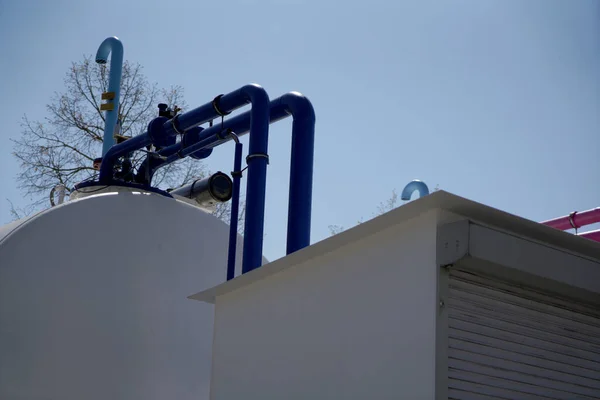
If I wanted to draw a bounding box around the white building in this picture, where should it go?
[191,190,600,400]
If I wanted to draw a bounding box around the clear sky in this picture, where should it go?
[1,0,599,261]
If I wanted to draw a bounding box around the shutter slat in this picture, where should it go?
[450,270,600,319]
[449,324,600,372]
[448,375,557,400]
[449,308,600,357]
[449,369,596,400]
[447,270,600,400]
[449,353,600,397]
[448,387,515,400]
[449,337,600,383]
[450,282,600,342]
[449,316,600,363]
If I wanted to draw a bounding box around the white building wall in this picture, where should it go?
[210,211,441,400]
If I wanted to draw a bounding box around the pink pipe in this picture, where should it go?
[578,229,600,243]
[541,208,600,231]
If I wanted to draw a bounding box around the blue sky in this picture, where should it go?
[1,0,599,261]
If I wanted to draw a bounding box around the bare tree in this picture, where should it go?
[9,55,242,231]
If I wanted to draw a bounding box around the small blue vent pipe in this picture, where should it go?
[95,37,124,157]
[401,180,429,200]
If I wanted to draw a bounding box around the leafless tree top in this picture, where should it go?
[10,55,219,220]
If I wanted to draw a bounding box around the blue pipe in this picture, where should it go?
[236,86,270,274]
[227,136,243,281]
[270,92,316,254]
[162,84,268,136]
[161,83,271,273]
[148,92,315,256]
[401,180,429,200]
[95,37,124,157]
[98,116,170,183]
[99,134,150,183]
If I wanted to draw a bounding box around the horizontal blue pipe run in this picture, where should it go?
[150,92,315,256]
[162,84,269,137]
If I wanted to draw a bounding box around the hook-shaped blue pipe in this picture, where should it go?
[401,180,429,200]
[96,36,124,157]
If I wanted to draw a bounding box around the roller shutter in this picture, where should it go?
[447,269,600,400]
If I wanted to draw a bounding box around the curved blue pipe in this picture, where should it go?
[147,92,315,256]
[270,92,316,254]
[95,36,124,157]
[98,116,172,182]
[232,85,270,274]
[105,88,315,274]
[401,180,429,200]
[153,83,271,273]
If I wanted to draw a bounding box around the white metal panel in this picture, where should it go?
[0,215,33,244]
[447,269,600,400]
[0,191,256,400]
[437,220,600,301]
[209,210,440,400]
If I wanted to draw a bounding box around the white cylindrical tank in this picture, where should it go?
[0,188,263,400]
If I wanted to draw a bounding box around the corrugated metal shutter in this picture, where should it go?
[447,269,600,400]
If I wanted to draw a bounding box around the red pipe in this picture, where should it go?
[578,229,600,243]
[541,208,600,231]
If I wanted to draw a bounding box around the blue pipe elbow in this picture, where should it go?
[270,92,316,254]
[96,36,124,158]
[147,91,316,257]
[401,180,429,200]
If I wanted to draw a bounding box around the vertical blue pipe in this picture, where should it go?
[227,139,243,281]
[95,36,124,157]
[270,92,316,254]
[287,116,315,253]
[238,87,270,274]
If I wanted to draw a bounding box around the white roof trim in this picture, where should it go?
[188,190,600,304]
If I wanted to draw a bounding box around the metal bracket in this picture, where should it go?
[437,220,470,267]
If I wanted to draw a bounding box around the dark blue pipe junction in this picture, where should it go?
[81,85,315,277]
